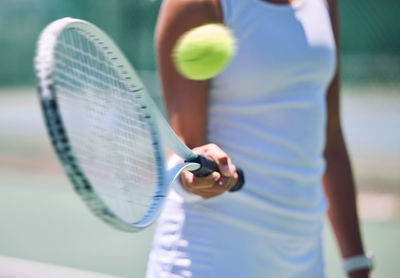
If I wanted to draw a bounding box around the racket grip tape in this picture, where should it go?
[186,155,245,192]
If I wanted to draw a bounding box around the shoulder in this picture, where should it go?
[156,0,222,40]
[159,0,222,20]
[325,0,338,13]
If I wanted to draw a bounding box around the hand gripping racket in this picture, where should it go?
[34,18,245,232]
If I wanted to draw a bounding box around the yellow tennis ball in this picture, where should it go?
[173,23,236,80]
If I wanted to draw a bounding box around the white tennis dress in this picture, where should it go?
[146,0,336,277]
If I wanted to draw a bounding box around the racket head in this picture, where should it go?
[35,17,167,232]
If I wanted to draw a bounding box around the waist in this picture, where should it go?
[166,187,326,239]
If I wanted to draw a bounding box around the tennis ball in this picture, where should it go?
[173,23,236,80]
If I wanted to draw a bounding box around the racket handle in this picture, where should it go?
[186,155,245,192]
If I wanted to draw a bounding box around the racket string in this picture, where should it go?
[52,28,160,223]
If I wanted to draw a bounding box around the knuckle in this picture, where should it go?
[192,146,204,155]
[206,143,217,149]
[218,156,229,164]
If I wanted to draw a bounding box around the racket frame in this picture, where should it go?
[35,17,242,232]
[36,18,190,231]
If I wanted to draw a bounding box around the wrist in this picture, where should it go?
[348,268,370,278]
[343,251,374,275]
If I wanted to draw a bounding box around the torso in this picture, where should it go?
[147,0,336,277]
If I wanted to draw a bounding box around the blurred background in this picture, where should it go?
[0,0,399,277]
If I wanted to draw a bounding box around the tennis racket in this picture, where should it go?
[34,17,245,232]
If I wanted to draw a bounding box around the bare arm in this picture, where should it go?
[324,1,369,277]
[155,0,237,199]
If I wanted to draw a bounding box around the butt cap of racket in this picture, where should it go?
[229,169,244,192]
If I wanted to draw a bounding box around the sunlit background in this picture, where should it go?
[0,0,399,277]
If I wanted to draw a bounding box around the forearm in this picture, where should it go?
[323,52,369,276]
[323,138,364,258]
[324,0,365,256]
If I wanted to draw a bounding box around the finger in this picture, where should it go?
[181,173,234,199]
[181,170,220,190]
[219,157,231,177]
[200,144,233,177]
[192,144,235,177]
[221,174,237,190]
[195,174,233,193]
[193,171,221,189]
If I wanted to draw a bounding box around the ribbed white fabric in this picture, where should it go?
[147,0,336,277]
